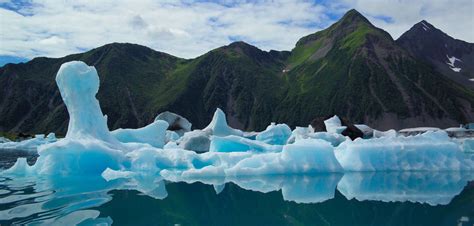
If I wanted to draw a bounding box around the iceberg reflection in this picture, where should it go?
[337,171,473,205]
[0,171,472,224]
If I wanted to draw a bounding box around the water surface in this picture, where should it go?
[0,151,472,226]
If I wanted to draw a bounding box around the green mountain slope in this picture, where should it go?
[275,10,474,129]
[1,9,473,135]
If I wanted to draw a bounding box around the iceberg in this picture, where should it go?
[155,111,192,136]
[225,139,343,175]
[203,108,243,137]
[287,126,314,143]
[210,135,282,153]
[335,131,474,171]
[178,130,211,153]
[0,133,57,151]
[256,123,291,145]
[308,132,347,147]
[2,61,473,179]
[111,120,169,148]
[55,62,119,144]
[324,115,346,134]
[0,137,12,143]
[455,138,474,153]
[354,124,374,138]
[165,130,180,142]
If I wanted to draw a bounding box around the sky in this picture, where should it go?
[0,0,473,65]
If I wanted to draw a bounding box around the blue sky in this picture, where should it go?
[0,0,473,66]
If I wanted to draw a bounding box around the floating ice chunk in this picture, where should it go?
[0,133,57,151]
[203,108,243,137]
[456,138,474,153]
[373,129,397,138]
[31,139,125,175]
[2,158,30,175]
[164,141,179,149]
[354,124,374,138]
[111,120,168,148]
[287,124,346,146]
[399,127,440,136]
[178,130,210,153]
[225,139,342,175]
[308,132,348,147]
[0,137,11,143]
[243,131,259,140]
[46,133,56,141]
[287,126,315,143]
[335,131,474,171]
[256,123,291,145]
[337,172,470,205]
[165,130,180,142]
[210,135,283,152]
[55,61,119,144]
[324,115,346,134]
[155,111,192,136]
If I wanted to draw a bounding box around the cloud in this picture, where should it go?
[0,0,472,60]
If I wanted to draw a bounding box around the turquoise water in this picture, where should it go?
[0,152,473,226]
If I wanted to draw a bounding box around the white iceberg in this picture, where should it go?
[155,111,192,136]
[256,123,291,145]
[178,130,211,153]
[335,131,474,171]
[0,133,57,151]
[324,115,346,134]
[210,135,282,153]
[225,139,343,175]
[111,120,168,148]
[287,126,314,143]
[203,108,243,137]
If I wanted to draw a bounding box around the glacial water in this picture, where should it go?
[0,150,473,226]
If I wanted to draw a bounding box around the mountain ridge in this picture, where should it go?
[1,9,473,135]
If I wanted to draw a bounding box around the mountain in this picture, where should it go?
[1,9,473,135]
[397,20,474,88]
[274,9,474,129]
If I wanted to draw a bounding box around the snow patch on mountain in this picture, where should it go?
[446,55,462,72]
[421,21,430,31]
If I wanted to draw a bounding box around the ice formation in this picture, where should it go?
[55,62,118,144]
[203,108,243,137]
[335,131,474,171]
[324,115,346,134]
[1,61,473,180]
[256,123,291,145]
[0,137,11,143]
[178,130,211,153]
[210,135,282,153]
[0,133,56,151]
[155,111,192,136]
[111,120,169,148]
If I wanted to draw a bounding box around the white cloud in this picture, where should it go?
[0,0,472,60]
[39,35,66,45]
